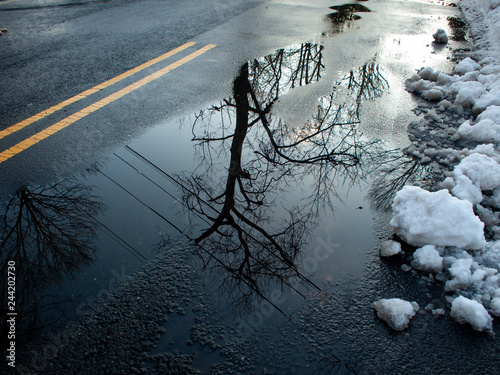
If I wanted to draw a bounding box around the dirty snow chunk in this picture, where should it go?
[380,240,402,257]
[457,119,500,143]
[406,78,435,93]
[454,57,481,75]
[478,105,500,123]
[480,65,500,75]
[480,242,500,270]
[440,176,457,190]
[373,298,419,330]
[445,258,489,292]
[473,88,500,113]
[390,186,486,250]
[452,174,484,204]
[432,308,446,317]
[471,143,498,157]
[451,81,486,108]
[476,204,500,226]
[437,72,453,85]
[424,108,441,121]
[445,258,474,291]
[422,89,444,101]
[454,153,500,191]
[462,71,480,82]
[401,264,412,272]
[411,245,443,273]
[438,99,453,109]
[420,156,432,164]
[491,297,500,316]
[450,296,493,332]
[433,28,448,43]
[418,66,437,80]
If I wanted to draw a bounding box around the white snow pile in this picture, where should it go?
[380,240,402,257]
[411,245,443,273]
[450,296,493,331]
[390,186,486,250]
[456,106,500,143]
[405,57,500,114]
[445,152,500,205]
[372,298,419,331]
[460,0,500,63]
[380,0,500,333]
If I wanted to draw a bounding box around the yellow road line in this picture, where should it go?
[0,41,197,141]
[0,44,217,164]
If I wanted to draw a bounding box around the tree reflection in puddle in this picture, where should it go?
[325,3,371,34]
[369,152,430,212]
[0,179,105,341]
[177,44,395,311]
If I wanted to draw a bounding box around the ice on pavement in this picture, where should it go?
[372,298,419,331]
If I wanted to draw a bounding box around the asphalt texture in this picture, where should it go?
[2,0,500,374]
[0,0,263,194]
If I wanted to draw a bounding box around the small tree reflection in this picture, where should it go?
[179,45,391,309]
[0,180,105,337]
[346,61,389,102]
[369,151,429,212]
[249,43,324,100]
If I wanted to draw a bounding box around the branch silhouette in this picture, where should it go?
[0,179,105,338]
[179,44,392,310]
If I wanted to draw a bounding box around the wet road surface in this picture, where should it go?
[1,0,499,374]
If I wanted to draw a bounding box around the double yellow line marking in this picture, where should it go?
[0,42,216,164]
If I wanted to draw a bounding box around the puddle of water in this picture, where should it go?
[168,44,396,312]
[0,178,104,337]
[329,3,371,13]
[324,2,371,34]
[5,1,495,372]
[0,35,425,359]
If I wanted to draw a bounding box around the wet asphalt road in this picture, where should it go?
[0,0,460,194]
[3,1,500,374]
[0,0,264,194]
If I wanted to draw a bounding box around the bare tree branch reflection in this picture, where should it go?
[369,151,430,212]
[346,61,389,102]
[0,179,105,338]
[179,44,391,310]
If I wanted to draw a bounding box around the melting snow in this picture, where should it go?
[450,296,493,331]
[380,240,402,257]
[411,245,443,273]
[390,186,486,250]
[381,0,500,332]
[373,299,419,331]
[432,28,449,44]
